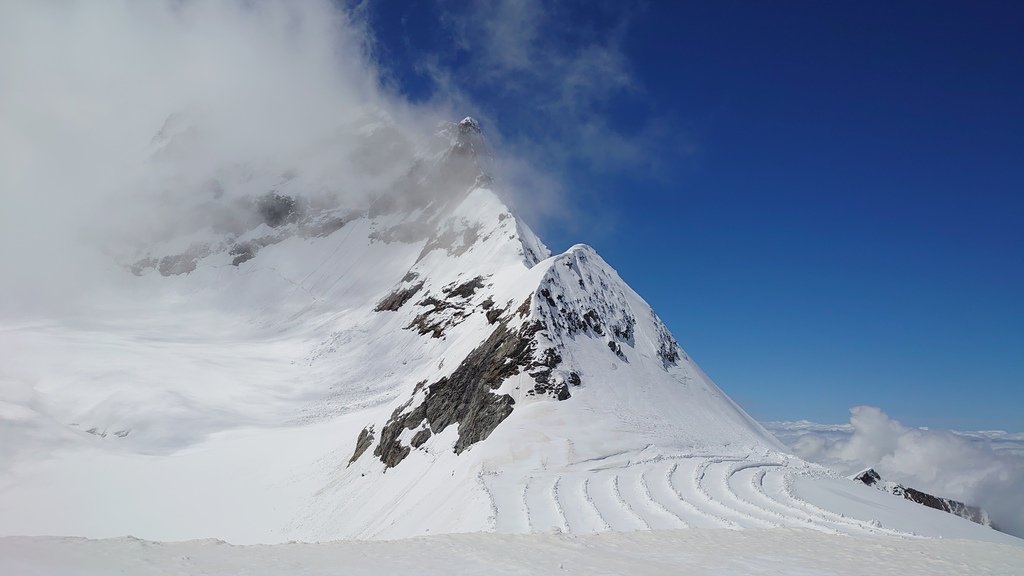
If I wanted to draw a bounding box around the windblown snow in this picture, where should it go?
[0,117,1019,565]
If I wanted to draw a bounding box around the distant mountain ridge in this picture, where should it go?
[853,468,992,527]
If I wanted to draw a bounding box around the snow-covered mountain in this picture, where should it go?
[0,118,1018,548]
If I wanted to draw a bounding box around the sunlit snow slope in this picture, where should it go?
[0,119,1018,547]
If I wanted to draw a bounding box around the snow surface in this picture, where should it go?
[1,175,1019,553]
[3,530,1023,576]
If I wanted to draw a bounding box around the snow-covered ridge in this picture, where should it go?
[853,468,991,527]
[0,119,1019,547]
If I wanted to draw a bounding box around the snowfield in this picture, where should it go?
[3,529,1023,576]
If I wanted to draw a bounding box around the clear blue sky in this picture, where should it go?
[361,1,1023,431]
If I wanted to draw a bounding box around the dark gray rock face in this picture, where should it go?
[853,468,992,527]
[374,414,413,469]
[349,426,375,465]
[130,243,214,277]
[854,468,883,487]
[410,428,432,448]
[375,282,424,312]
[298,214,349,238]
[230,235,283,266]
[417,223,481,261]
[653,316,683,368]
[485,308,503,324]
[158,251,199,276]
[256,192,298,227]
[407,296,460,338]
[445,117,485,159]
[402,277,488,338]
[526,347,572,400]
[371,317,549,467]
[370,221,432,244]
[127,195,354,275]
[895,485,991,526]
[423,318,538,449]
[446,276,485,299]
[229,242,259,266]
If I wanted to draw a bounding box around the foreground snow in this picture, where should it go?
[3,529,1022,576]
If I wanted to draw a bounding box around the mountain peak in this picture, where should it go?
[441,116,489,162]
[458,116,482,134]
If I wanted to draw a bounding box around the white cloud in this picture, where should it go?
[0,0,687,315]
[0,0,511,318]
[766,406,1024,537]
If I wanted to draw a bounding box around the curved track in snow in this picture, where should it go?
[481,454,922,538]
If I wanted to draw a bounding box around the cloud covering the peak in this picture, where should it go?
[0,0,557,318]
[0,0,690,321]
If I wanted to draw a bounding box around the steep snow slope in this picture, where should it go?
[0,119,1018,547]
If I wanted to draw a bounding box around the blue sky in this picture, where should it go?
[361,1,1023,431]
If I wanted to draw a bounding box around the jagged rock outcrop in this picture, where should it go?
[349,427,375,465]
[854,468,992,527]
[372,315,546,467]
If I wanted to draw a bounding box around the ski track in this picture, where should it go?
[581,477,612,532]
[769,470,918,538]
[485,455,942,539]
[721,462,796,527]
[686,457,766,529]
[654,462,729,529]
[585,472,648,531]
[667,459,740,529]
[523,474,568,533]
[487,476,530,533]
[698,459,778,529]
[732,465,839,534]
[636,468,689,529]
[477,472,500,531]
[735,465,877,537]
[557,475,606,533]
[612,474,652,530]
[521,481,534,533]
[550,476,571,533]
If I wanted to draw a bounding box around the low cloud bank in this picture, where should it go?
[766,406,1024,537]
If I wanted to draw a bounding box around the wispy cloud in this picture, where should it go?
[372,0,692,238]
[415,0,691,207]
[439,0,643,165]
[0,0,465,317]
[449,0,635,110]
[0,0,690,318]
